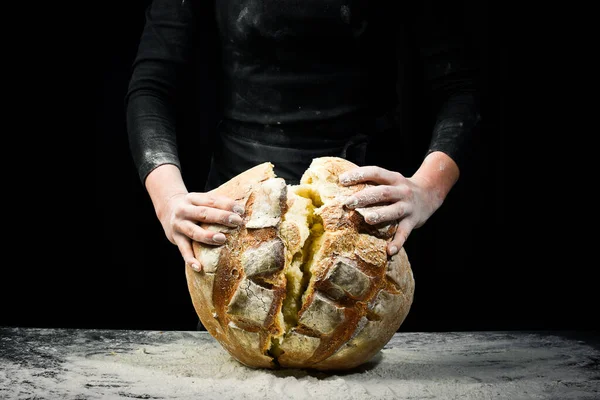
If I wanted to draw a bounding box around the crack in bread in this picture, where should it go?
[185,157,415,371]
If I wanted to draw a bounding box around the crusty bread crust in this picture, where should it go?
[186,157,415,370]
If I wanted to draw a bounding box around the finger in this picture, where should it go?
[174,234,202,272]
[180,205,243,227]
[387,219,414,256]
[187,193,245,215]
[356,202,409,225]
[176,220,228,245]
[344,185,400,209]
[339,166,403,186]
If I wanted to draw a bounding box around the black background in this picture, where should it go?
[1,1,593,334]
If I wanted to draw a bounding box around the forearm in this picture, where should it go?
[409,0,482,173]
[145,164,188,222]
[412,151,460,208]
[426,92,480,170]
[125,0,197,183]
[126,91,182,183]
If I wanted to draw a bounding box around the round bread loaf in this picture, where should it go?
[186,157,415,370]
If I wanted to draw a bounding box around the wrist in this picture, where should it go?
[412,151,460,204]
[145,164,188,220]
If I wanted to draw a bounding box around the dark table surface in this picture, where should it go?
[1,327,598,399]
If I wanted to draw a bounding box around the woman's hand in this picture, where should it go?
[158,192,244,272]
[339,151,460,256]
[145,164,244,272]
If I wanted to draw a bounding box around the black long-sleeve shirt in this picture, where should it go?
[126,0,482,185]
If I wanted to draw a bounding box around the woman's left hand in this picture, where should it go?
[339,155,457,256]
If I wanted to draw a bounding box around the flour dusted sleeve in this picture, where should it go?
[407,0,483,170]
[125,0,199,184]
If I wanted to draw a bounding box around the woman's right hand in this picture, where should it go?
[158,192,245,272]
[145,164,244,273]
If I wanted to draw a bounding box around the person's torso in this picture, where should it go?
[214,0,399,125]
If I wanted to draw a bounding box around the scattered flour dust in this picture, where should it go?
[2,331,599,400]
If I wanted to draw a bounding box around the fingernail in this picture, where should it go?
[389,245,398,256]
[191,263,201,272]
[365,212,380,223]
[339,174,349,185]
[233,205,245,215]
[228,214,243,225]
[344,197,358,208]
[213,233,226,243]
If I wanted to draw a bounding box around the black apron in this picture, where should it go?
[204,116,376,191]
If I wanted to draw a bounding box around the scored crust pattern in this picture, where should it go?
[185,157,415,370]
